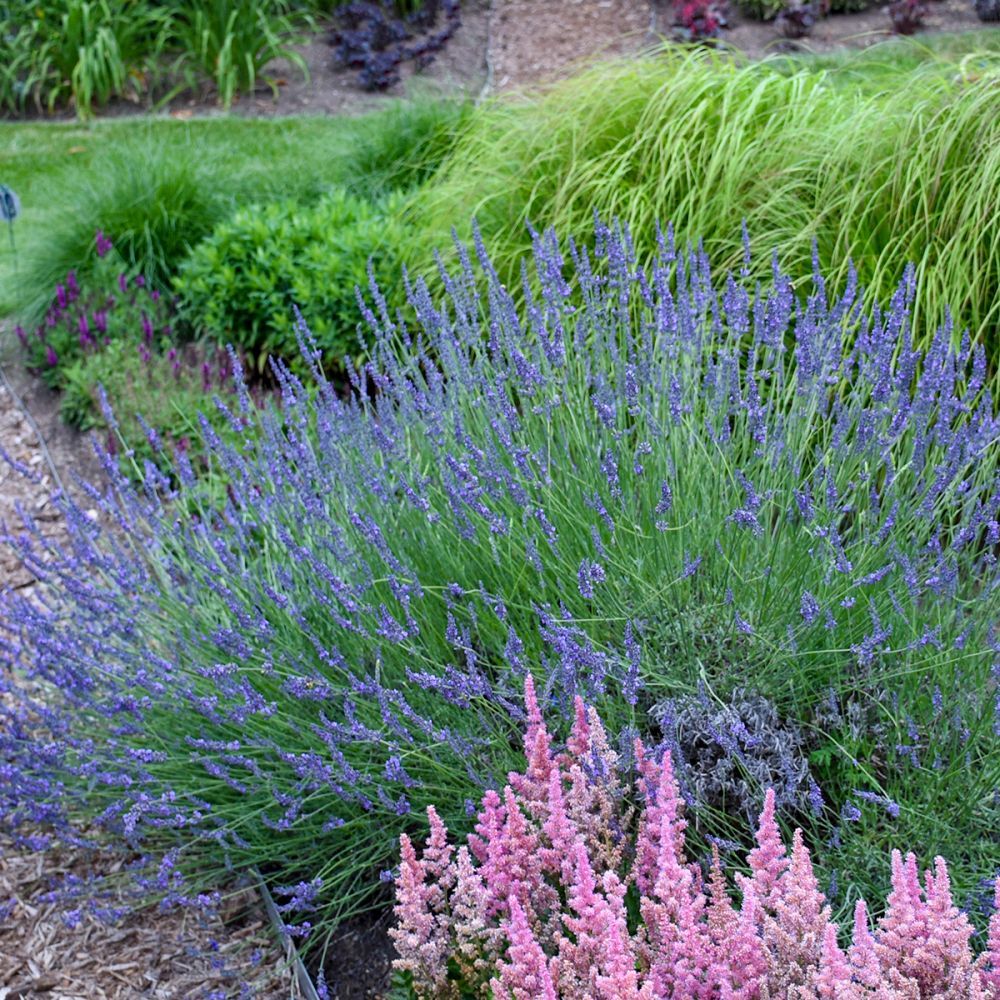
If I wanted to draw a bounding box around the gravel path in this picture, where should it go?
[0,354,303,999]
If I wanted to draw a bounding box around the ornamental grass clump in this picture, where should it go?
[415,51,1000,353]
[392,678,1000,998]
[1,220,998,941]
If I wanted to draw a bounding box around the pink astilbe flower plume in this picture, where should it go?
[815,921,856,999]
[849,898,884,990]
[877,851,929,988]
[563,706,623,873]
[642,804,711,998]
[541,768,577,884]
[469,788,506,865]
[509,675,555,817]
[743,788,789,915]
[919,855,977,994]
[451,845,503,982]
[390,832,451,993]
[557,841,617,995]
[482,786,547,920]
[707,847,738,943]
[594,869,642,1000]
[633,748,686,897]
[391,690,1000,1000]
[491,895,558,1000]
[719,885,769,998]
[421,805,456,905]
[760,828,831,990]
[566,696,591,758]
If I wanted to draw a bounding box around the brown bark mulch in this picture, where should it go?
[0,366,301,999]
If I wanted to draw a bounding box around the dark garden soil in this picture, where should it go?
[311,906,397,999]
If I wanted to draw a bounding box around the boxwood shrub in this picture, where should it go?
[174,189,408,372]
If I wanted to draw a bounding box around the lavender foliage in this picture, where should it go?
[1,219,999,932]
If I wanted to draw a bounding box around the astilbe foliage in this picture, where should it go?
[1,219,998,934]
[392,679,1000,999]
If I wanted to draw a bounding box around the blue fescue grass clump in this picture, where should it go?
[1,220,998,940]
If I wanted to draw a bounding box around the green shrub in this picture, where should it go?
[414,47,1000,357]
[174,190,408,371]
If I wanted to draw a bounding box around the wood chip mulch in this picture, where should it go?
[0,369,302,999]
[0,835,303,1000]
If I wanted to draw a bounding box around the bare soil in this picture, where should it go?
[489,0,997,92]
[718,0,994,59]
[310,906,396,999]
[490,0,656,90]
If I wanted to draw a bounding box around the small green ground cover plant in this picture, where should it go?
[2,221,997,954]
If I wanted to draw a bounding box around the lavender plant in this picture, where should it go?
[1,220,998,942]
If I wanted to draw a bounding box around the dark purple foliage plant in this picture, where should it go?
[889,0,927,32]
[775,0,820,37]
[1,219,998,941]
[672,0,729,41]
[330,0,460,91]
